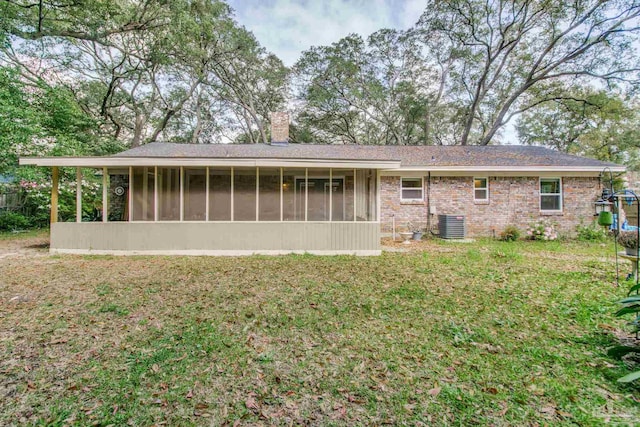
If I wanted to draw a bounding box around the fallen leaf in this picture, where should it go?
[483,387,498,395]
[540,405,556,418]
[186,389,193,399]
[557,410,573,418]
[498,401,508,416]
[151,364,160,373]
[428,387,441,397]
[195,403,209,410]
[331,405,347,420]
[347,394,364,404]
[245,393,259,411]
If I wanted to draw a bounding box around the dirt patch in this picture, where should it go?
[0,232,50,259]
[381,236,471,253]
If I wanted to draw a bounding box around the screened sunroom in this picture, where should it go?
[20,143,397,255]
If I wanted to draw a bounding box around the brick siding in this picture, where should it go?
[270,112,289,143]
[380,175,600,237]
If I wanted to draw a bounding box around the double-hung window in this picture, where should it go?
[474,177,488,201]
[540,178,562,212]
[401,177,423,201]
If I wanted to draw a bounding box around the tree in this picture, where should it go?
[417,0,640,145]
[1,0,165,43]
[517,88,640,168]
[208,28,288,144]
[294,30,447,145]
[1,0,289,146]
[0,66,116,175]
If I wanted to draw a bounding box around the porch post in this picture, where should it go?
[329,168,333,222]
[376,170,381,222]
[76,167,82,223]
[128,166,133,222]
[179,166,184,222]
[102,167,108,222]
[304,168,308,222]
[154,166,158,221]
[353,168,356,222]
[256,167,259,221]
[280,167,283,222]
[205,166,210,221]
[230,167,234,221]
[142,167,148,219]
[50,166,59,224]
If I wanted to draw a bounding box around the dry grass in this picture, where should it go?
[1,231,639,425]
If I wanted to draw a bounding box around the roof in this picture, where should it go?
[20,142,625,173]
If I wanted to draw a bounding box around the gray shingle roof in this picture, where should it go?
[115,142,621,169]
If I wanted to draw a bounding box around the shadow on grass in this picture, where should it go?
[26,242,49,249]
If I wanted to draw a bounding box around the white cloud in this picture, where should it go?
[227,0,426,66]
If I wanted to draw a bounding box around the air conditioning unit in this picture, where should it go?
[438,214,466,239]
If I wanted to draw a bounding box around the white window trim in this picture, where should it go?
[474,177,489,202]
[400,177,424,202]
[539,177,563,212]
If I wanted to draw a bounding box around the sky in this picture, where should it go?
[226,0,426,66]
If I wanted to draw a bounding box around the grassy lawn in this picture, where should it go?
[1,232,639,425]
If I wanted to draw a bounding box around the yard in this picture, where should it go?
[1,231,639,425]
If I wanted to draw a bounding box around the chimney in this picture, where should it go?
[270,112,289,146]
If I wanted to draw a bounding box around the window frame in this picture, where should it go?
[539,177,563,212]
[473,177,489,202]
[400,177,424,202]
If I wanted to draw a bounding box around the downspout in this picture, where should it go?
[426,172,431,235]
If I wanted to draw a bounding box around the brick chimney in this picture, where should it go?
[270,112,289,145]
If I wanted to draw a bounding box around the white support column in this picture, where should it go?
[353,168,357,222]
[376,170,381,222]
[205,166,210,221]
[128,166,133,222]
[154,166,158,222]
[142,167,148,220]
[230,167,234,221]
[304,168,308,222]
[51,167,59,224]
[256,167,260,221]
[280,167,283,222]
[180,166,184,222]
[102,167,108,222]
[329,168,333,222]
[76,167,82,223]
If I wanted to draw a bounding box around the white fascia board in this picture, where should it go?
[20,157,401,169]
[381,165,625,176]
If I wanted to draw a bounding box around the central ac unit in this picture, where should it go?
[438,214,466,239]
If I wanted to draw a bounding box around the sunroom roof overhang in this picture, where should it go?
[19,156,401,169]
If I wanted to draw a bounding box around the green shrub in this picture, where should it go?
[0,211,30,231]
[617,230,639,249]
[499,225,520,242]
[576,221,609,242]
[609,282,640,384]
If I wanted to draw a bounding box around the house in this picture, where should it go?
[20,114,624,255]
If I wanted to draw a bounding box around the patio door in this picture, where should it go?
[295,178,344,221]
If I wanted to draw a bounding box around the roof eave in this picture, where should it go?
[386,165,626,173]
[19,156,401,169]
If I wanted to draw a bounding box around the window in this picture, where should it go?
[540,178,562,211]
[474,177,488,201]
[401,177,423,201]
